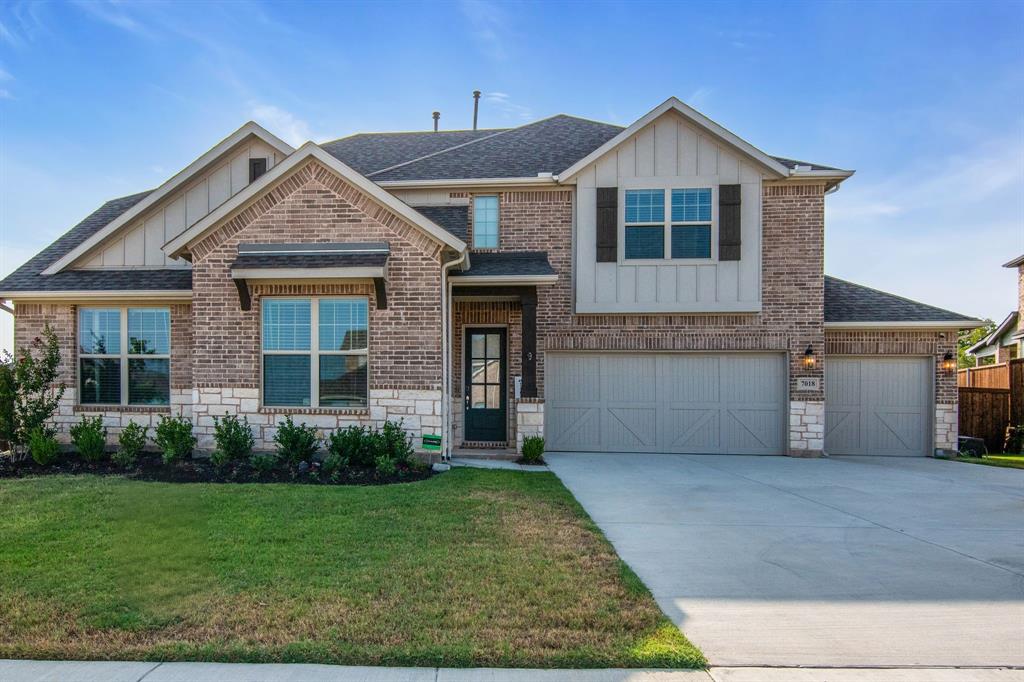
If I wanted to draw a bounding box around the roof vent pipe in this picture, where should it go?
[472,91,481,130]
[433,111,440,132]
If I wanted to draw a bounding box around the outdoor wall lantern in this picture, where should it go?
[941,351,957,373]
[802,345,816,369]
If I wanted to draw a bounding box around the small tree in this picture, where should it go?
[0,352,14,453]
[11,325,66,457]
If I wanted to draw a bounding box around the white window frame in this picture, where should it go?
[472,195,500,249]
[260,295,370,409]
[620,180,718,264]
[78,306,171,406]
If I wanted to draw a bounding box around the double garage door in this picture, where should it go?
[546,353,933,456]
[546,353,787,455]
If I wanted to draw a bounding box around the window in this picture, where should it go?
[262,297,368,408]
[671,188,712,259]
[249,157,268,182]
[79,307,170,406]
[624,189,664,259]
[624,187,713,260]
[473,195,499,248]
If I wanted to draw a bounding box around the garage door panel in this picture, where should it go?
[547,406,601,451]
[547,352,786,455]
[826,357,931,457]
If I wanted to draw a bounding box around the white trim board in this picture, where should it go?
[231,267,385,280]
[164,143,467,258]
[43,122,294,275]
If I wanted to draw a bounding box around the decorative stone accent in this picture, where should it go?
[516,400,544,453]
[934,403,958,456]
[192,387,441,451]
[46,388,191,444]
[789,400,824,457]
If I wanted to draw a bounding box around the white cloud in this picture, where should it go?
[459,0,509,61]
[827,134,1024,323]
[482,92,533,124]
[685,87,712,110]
[73,0,157,40]
[0,88,12,100]
[0,66,12,81]
[248,103,314,146]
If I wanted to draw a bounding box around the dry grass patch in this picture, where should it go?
[0,469,703,668]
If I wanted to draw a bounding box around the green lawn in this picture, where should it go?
[0,469,704,668]
[956,454,1024,470]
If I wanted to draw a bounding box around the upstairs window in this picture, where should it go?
[624,187,713,260]
[473,195,499,248]
[79,307,171,406]
[624,189,665,259]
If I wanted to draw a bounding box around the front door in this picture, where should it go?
[464,328,507,442]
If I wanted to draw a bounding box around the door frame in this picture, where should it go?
[463,326,509,443]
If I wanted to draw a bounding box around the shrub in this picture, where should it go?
[381,419,414,465]
[321,451,344,479]
[374,452,396,477]
[328,425,371,468]
[1003,425,1024,454]
[520,436,545,464]
[28,427,59,466]
[154,415,197,465]
[211,414,255,468]
[70,415,107,462]
[274,416,321,466]
[12,325,65,452]
[250,451,278,475]
[0,352,14,452]
[114,422,147,468]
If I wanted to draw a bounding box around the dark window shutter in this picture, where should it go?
[718,184,741,261]
[596,187,618,263]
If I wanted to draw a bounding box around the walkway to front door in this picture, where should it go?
[547,452,1024,667]
[464,328,507,442]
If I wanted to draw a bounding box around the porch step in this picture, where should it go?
[451,447,519,461]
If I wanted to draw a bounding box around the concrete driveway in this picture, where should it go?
[547,453,1024,667]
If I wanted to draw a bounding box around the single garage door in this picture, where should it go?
[546,353,787,454]
[825,357,932,456]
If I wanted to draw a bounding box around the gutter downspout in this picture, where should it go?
[441,251,467,462]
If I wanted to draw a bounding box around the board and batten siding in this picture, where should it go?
[575,111,764,313]
[75,139,283,269]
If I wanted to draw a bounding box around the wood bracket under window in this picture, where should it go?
[234,278,251,311]
[373,277,388,310]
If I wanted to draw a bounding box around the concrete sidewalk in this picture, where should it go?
[2,661,1023,681]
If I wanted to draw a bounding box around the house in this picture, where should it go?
[969,255,1024,365]
[0,97,983,458]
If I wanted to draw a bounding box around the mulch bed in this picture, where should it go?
[0,452,434,486]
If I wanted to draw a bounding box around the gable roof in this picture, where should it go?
[42,121,294,276]
[0,191,191,297]
[164,143,467,258]
[967,311,1018,354]
[1003,254,1024,268]
[824,276,982,327]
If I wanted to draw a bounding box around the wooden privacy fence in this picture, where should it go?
[958,363,1010,388]
[958,358,1024,452]
[958,387,1011,453]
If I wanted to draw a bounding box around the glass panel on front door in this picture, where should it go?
[465,329,506,442]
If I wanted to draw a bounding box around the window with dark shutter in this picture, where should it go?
[249,158,268,183]
[718,184,741,261]
[596,187,618,262]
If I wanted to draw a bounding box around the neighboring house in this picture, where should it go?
[0,97,982,458]
[967,311,1018,365]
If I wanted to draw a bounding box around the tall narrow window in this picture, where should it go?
[624,189,665,259]
[249,157,268,182]
[261,297,369,408]
[79,307,170,405]
[670,188,712,259]
[473,195,499,248]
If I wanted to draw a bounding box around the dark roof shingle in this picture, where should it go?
[824,276,978,324]
[410,205,468,242]
[319,128,507,176]
[452,251,555,278]
[0,190,192,293]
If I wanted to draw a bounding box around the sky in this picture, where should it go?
[0,0,1022,354]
